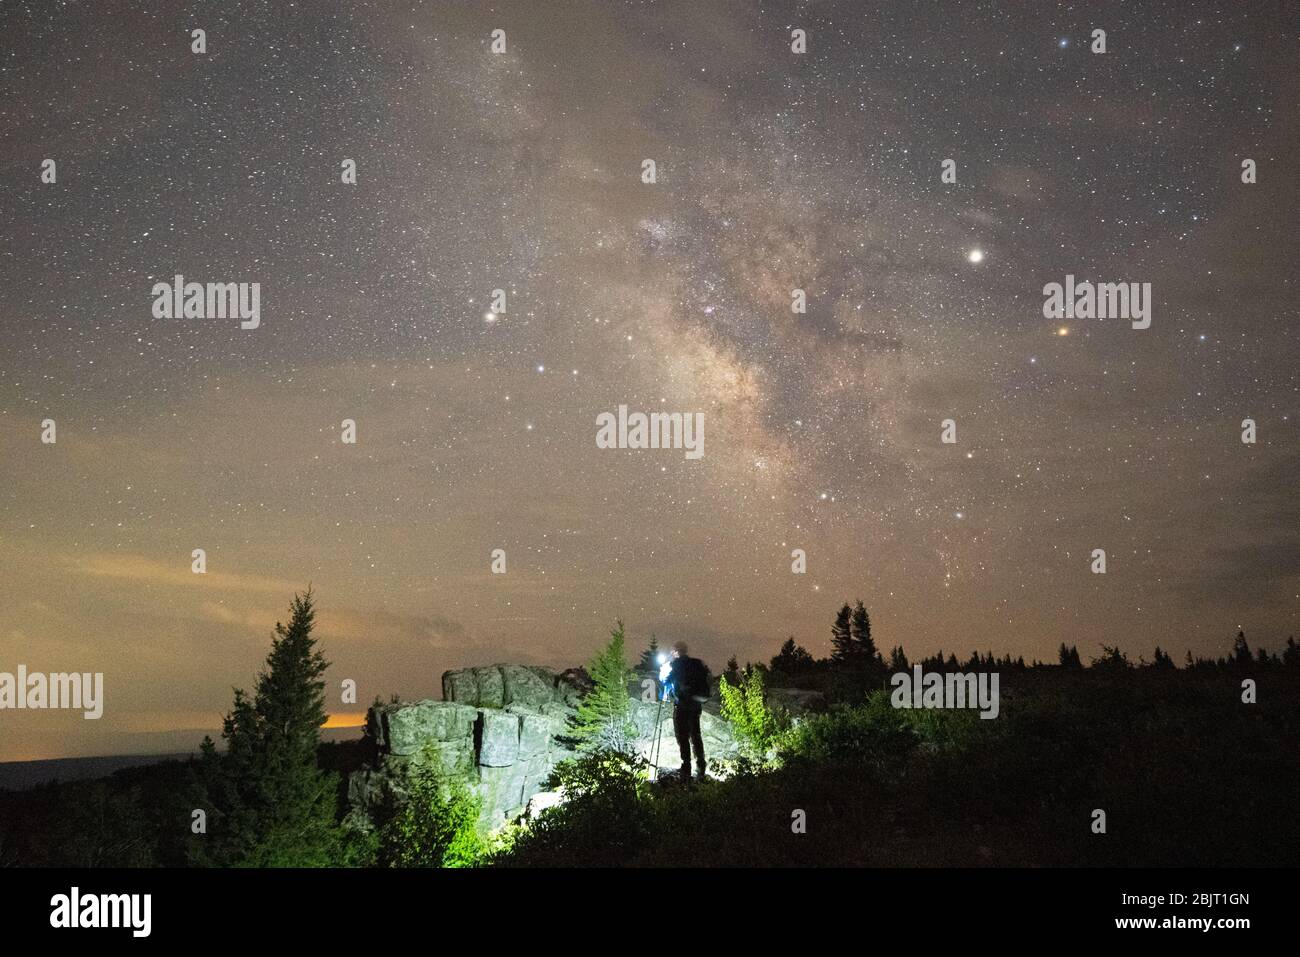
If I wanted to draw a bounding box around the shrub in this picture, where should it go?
[718,667,789,760]
[896,701,988,753]
[496,749,654,866]
[778,690,918,783]
[377,749,485,868]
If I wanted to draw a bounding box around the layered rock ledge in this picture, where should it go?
[347,663,739,833]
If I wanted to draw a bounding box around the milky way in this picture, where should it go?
[1,0,1297,759]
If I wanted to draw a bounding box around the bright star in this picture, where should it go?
[968,249,984,264]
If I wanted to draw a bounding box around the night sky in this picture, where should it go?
[1,0,1297,760]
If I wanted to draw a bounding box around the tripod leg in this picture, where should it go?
[650,696,665,778]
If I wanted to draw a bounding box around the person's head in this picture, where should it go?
[672,640,689,659]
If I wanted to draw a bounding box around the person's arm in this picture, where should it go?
[665,660,685,702]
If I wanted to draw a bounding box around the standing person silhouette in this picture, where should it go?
[665,641,710,783]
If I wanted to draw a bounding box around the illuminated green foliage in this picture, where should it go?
[378,748,485,868]
[571,620,636,751]
[718,667,788,760]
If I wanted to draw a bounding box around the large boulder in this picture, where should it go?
[443,664,557,709]
[514,710,553,758]
[412,738,475,778]
[441,669,481,707]
[478,764,528,828]
[349,662,740,838]
[475,667,506,708]
[441,666,502,708]
[477,709,520,766]
[520,752,553,803]
[378,700,478,756]
[501,665,557,709]
[556,667,592,703]
[443,664,591,710]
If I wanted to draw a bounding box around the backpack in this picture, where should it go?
[678,657,711,703]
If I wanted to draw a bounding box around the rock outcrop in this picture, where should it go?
[347,663,738,834]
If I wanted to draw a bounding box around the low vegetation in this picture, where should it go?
[2,593,1297,868]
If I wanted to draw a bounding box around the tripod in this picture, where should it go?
[649,682,672,780]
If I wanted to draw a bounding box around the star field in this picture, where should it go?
[1,0,1297,759]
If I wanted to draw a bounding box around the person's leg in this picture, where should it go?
[673,707,692,778]
[689,707,706,777]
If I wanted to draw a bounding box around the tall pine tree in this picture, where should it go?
[850,600,880,666]
[1232,631,1252,666]
[1058,643,1083,669]
[1284,637,1300,669]
[571,620,635,752]
[830,604,854,662]
[637,636,661,673]
[770,637,815,675]
[196,589,342,866]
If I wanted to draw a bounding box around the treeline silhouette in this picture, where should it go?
[721,600,1299,694]
[502,605,1300,867]
[2,593,1298,868]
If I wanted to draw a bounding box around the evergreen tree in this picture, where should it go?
[1151,646,1176,670]
[1232,631,1251,666]
[888,645,909,672]
[1090,645,1131,671]
[572,620,635,752]
[1058,643,1083,669]
[850,601,880,665]
[722,656,742,686]
[830,604,854,662]
[1284,637,1300,669]
[637,636,661,673]
[197,589,342,866]
[770,637,815,675]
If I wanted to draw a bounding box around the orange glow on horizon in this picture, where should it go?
[323,712,367,729]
